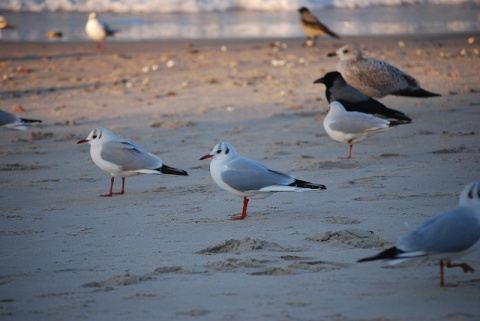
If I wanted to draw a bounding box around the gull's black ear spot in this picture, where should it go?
[468,189,473,199]
[225,147,230,154]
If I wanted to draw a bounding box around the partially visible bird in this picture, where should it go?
[324,101,403,159]
[77,127,188,197]
[314,71,412,124]
[358,182,480,287]
[0,16,16,41]
[0,109,42,131]
[327,44,440,98]
[298,7,340,46]
[85,12,118,51]
[200,142,326,220]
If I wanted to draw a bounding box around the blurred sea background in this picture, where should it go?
[0,0,479,41]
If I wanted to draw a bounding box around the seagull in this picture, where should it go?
[327,44,440,98]
[324,101,403,159]
[314,71,412,123]
[77,127,188,197]
[200,142,326,220]
[85,12,118,51]
[298,7,340,46]
[358,182,480,287]
[0,16,16,41]
[0,109,42,131]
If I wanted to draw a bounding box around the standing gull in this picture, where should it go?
[298,7,340,46]
[328,44,440,98]
[324,101,403,159]
[85,12,118,51]
[77,127,188,197]
[200,142,326,220]
[314,71,412,123]
[358,182,480,287]
[0,109,42,131]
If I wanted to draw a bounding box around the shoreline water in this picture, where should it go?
[0,3,479,42]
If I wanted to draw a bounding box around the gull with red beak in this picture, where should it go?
[200,142,326,220]
[77,127,188,197]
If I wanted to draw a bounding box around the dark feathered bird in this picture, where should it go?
[314,71,412,124]
[298,7,340,46]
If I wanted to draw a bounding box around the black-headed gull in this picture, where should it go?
[358,182,480,287]
[0,109,42,131]
[77,127,188,197]
[85,12,118,51]
[298,7,339,46]
[324,101,404,159]
[0,16,16,41]
[327,44,440,98]
[200,142,326,220]
[314,72,412,124]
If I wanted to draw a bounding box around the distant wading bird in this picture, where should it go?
[328,44,440,98]
[77,128,188,197]
[200,142,326,220]
[85,12,118,51]
[298,7,340,46]
[358,182,480,287]
[314,71,412,123]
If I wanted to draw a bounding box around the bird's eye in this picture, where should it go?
[343,49,349,54]
[216,149,222,154]
[92,135,97,139]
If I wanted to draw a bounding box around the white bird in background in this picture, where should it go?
[323,101,402,159]
[0,109,42,131]
[85,12,118,51]
[358,182,480,287]
[297,7,340,46]
[77,127,188,197]
[200,142,326,220]
[327,44,440,98]
[0,15,16,41]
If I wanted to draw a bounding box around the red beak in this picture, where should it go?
[199,154,213,160]
[77,139,89,144]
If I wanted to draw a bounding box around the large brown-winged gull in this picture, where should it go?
[328,44,440,98]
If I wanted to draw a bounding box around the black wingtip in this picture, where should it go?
[158,165,188,176]
[20,118,42,124]
[357,247,403,263]
[393,88,441,98]
[289,179,326,190]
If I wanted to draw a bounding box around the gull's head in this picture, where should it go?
[77,127,114,145]
[89,12,97,20]
[200,142,237,161]
[459,182,480,208]
[328,44,362,61]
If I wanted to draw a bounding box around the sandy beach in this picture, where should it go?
[1,33,479,320]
